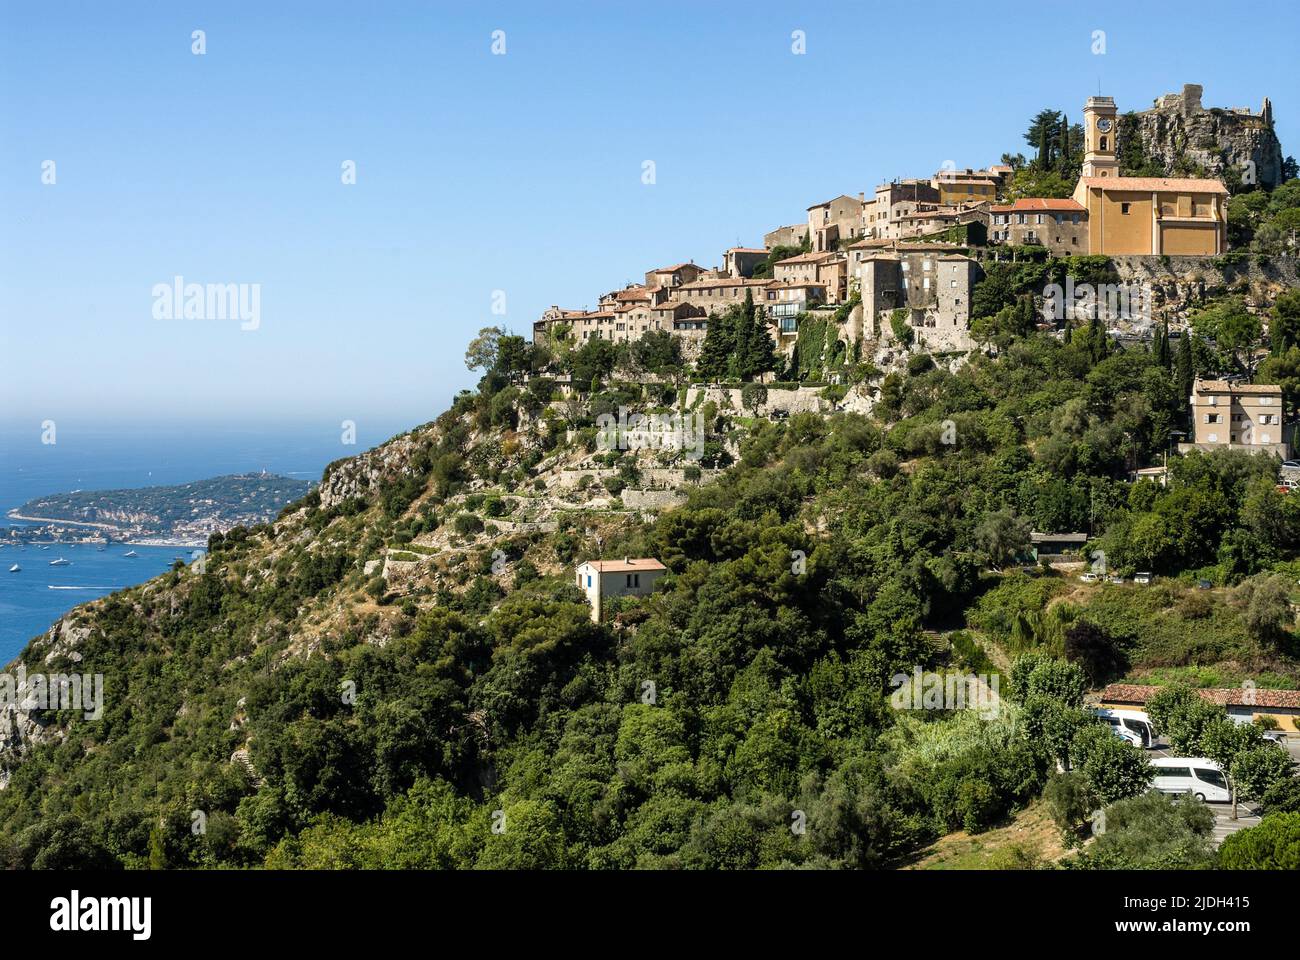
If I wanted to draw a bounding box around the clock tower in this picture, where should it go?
[1081,95,1120,178]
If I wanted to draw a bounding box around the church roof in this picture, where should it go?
[1077,176,1228,194]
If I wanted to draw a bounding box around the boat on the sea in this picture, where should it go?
[123,550,139,557]
[49,557,71,566]
[7,564,18,573]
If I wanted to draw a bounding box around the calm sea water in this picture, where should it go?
[0,419,413,664]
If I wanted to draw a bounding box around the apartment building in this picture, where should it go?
[1180,380,1289,457]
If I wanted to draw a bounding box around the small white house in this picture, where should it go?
[576,558,667,622]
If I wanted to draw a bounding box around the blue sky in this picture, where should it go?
[2,0,1296,431]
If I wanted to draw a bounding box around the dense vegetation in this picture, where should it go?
[3,300,1299,869]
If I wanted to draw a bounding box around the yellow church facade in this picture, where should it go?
[1069,96,1228,256]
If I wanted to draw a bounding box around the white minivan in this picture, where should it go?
[1151,757,1230,802]
[1093,708,1156,748]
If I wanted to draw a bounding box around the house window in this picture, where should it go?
[586,575,592,587]
[950,280,958,287]
[1121,202,1131,214]
[625,573,640,588]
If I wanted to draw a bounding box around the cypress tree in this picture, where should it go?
[696,306,736,381]
[1175,331,1195,405]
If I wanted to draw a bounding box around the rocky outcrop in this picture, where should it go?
[1122,83,1284,189]
[316,430,426,510]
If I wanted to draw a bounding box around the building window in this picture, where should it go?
[625,573,639,588]
[1121,203,1131,214]
[586,575,592,587]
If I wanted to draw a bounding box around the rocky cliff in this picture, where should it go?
[1121,83,1285,189]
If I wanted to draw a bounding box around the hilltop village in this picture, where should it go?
[533,86,1281,362]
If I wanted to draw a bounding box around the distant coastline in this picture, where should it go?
[4,513,205,548]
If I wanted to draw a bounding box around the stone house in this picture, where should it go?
[645,262,706,290]
[807,194,867,252]
[989,198,1088,254]
[723,247,768,278]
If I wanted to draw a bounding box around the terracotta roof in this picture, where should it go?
[614,287,650,301]
[990,198,1086,213]
[726,247,767,254]
[581,558,667,574]
[1195,380,1282,395]
[1101,683,1300,710]
[651,263,697,274]
[1077,176,1229,194]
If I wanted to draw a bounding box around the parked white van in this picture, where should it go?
[1151,757,1230,802]
[1093,708,1156,748]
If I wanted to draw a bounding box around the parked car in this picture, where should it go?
[1151,757,1231,802]
[1262,730,1289,747]
[1079,572,1100,583]
[1281,460,1300,469]
[1134,572,1152,585]
[1106,574,1125,584]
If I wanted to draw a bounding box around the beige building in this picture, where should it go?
[577,558,667,622]
[1180,380,1289,457]
[862,180,942,241]
[773,251,837,286]
[1071,95,1228,255]
[807,194,867,252]
[989,198,1088,253]
[668,277,771,314]
[932,167,1000,205]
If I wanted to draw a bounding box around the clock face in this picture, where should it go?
[1097,118,1113,133]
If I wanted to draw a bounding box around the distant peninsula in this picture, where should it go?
[4,473,313,547]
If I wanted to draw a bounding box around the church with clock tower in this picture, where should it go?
[1071,94,1227,255]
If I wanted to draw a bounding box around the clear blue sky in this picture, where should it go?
[2,0,1296,430]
